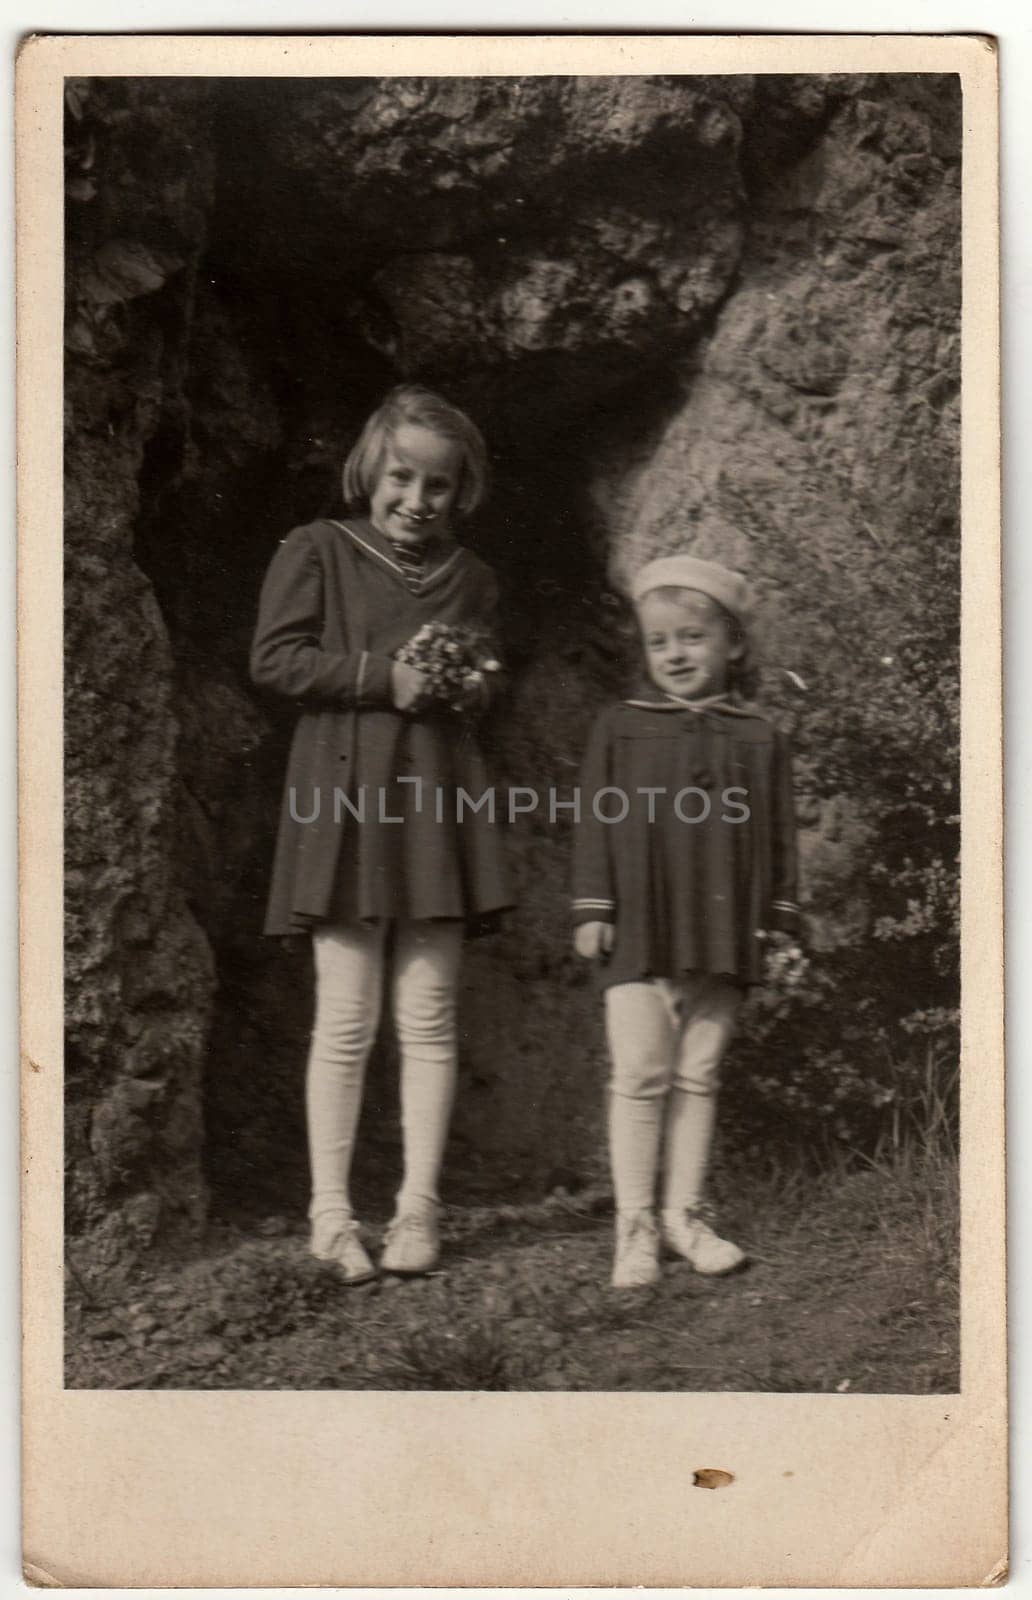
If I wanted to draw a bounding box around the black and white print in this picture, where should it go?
[63,70,962,1393]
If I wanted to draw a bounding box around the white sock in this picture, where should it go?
[306,923,384,1222]
[609,1089,663,1215]
[391,921,463,1214]
[661,1089,717,1214]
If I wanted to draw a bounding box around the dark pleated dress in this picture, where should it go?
[250,517,511,936]
[571,687,799,989]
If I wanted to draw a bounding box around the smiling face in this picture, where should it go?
[638,588,742,701]
[368,423,463,546]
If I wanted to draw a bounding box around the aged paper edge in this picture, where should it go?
[18,32,1005,1589]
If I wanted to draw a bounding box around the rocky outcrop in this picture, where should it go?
[65,73,960,1268]
[64,79,219,1273]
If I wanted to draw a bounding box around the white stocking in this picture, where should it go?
[306,922,386,1221]
[391,920,464,1212]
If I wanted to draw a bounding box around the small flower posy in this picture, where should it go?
[756,929,810,990]
[395,621,502,712]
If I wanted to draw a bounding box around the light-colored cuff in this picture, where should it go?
[572,897,616,927]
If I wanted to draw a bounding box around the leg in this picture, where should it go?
[605,980,679,1214]
[381,920,463,1273]
[306,921,385,1226]
[661,975,740,1213]
[661,974,744,1273]
[604,981,679,1287]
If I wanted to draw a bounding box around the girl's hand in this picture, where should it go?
[574,921,615,960]
[391,662,430,712]
[452,669,488,714]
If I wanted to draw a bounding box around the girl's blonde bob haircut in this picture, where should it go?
[342,384,490,516]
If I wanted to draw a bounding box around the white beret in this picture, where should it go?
[630,555,751,627]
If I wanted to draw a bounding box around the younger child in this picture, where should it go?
[572,555,800,1288]
[251,385,510,1283]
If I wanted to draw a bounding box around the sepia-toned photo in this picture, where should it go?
[20,32,1004,1587]
[60,62,965,1395]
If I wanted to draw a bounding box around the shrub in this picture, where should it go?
[725,510,961,1158]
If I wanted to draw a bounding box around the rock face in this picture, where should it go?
[65,73,960,1269]
[64,80,218,1272]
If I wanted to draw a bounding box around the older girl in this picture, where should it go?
[251,385,510,1282]
[572,555,800,1288]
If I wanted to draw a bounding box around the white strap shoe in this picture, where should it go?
[311,1216,377,1284]
[382,1203,441,1275]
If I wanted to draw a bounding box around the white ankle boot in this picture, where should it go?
[311,1215,377,1284]
[661,1210,745,1274]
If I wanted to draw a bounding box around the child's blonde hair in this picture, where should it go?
[342,384,490,516]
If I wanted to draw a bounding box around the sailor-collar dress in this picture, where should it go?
[571,685,799,988]
[251,516,511,936]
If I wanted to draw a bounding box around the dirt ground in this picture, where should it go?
[65,1160,958,1394]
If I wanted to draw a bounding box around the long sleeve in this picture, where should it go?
[768,728,801,934]
[571,709,617,927]
[249,527,394,707]
[471,568,508,713]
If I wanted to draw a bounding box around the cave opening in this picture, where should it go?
[125,80,701,1226]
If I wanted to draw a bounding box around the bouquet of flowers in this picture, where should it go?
[757,929,810,991]
[394,621,503,712]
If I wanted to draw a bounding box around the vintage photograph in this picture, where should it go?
[59,67,965,1395]
[18,29,1007,1586]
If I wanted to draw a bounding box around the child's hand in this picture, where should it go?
[574,921,615,960]
[390,662,430,712]
[452,668,488,714]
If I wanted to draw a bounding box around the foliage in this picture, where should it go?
[724,500,961,1156]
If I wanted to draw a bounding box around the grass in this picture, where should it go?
[373,1320,522,1390]
[66,1092,960,1393]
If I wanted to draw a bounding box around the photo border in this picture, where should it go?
[18,32,1004,1587]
